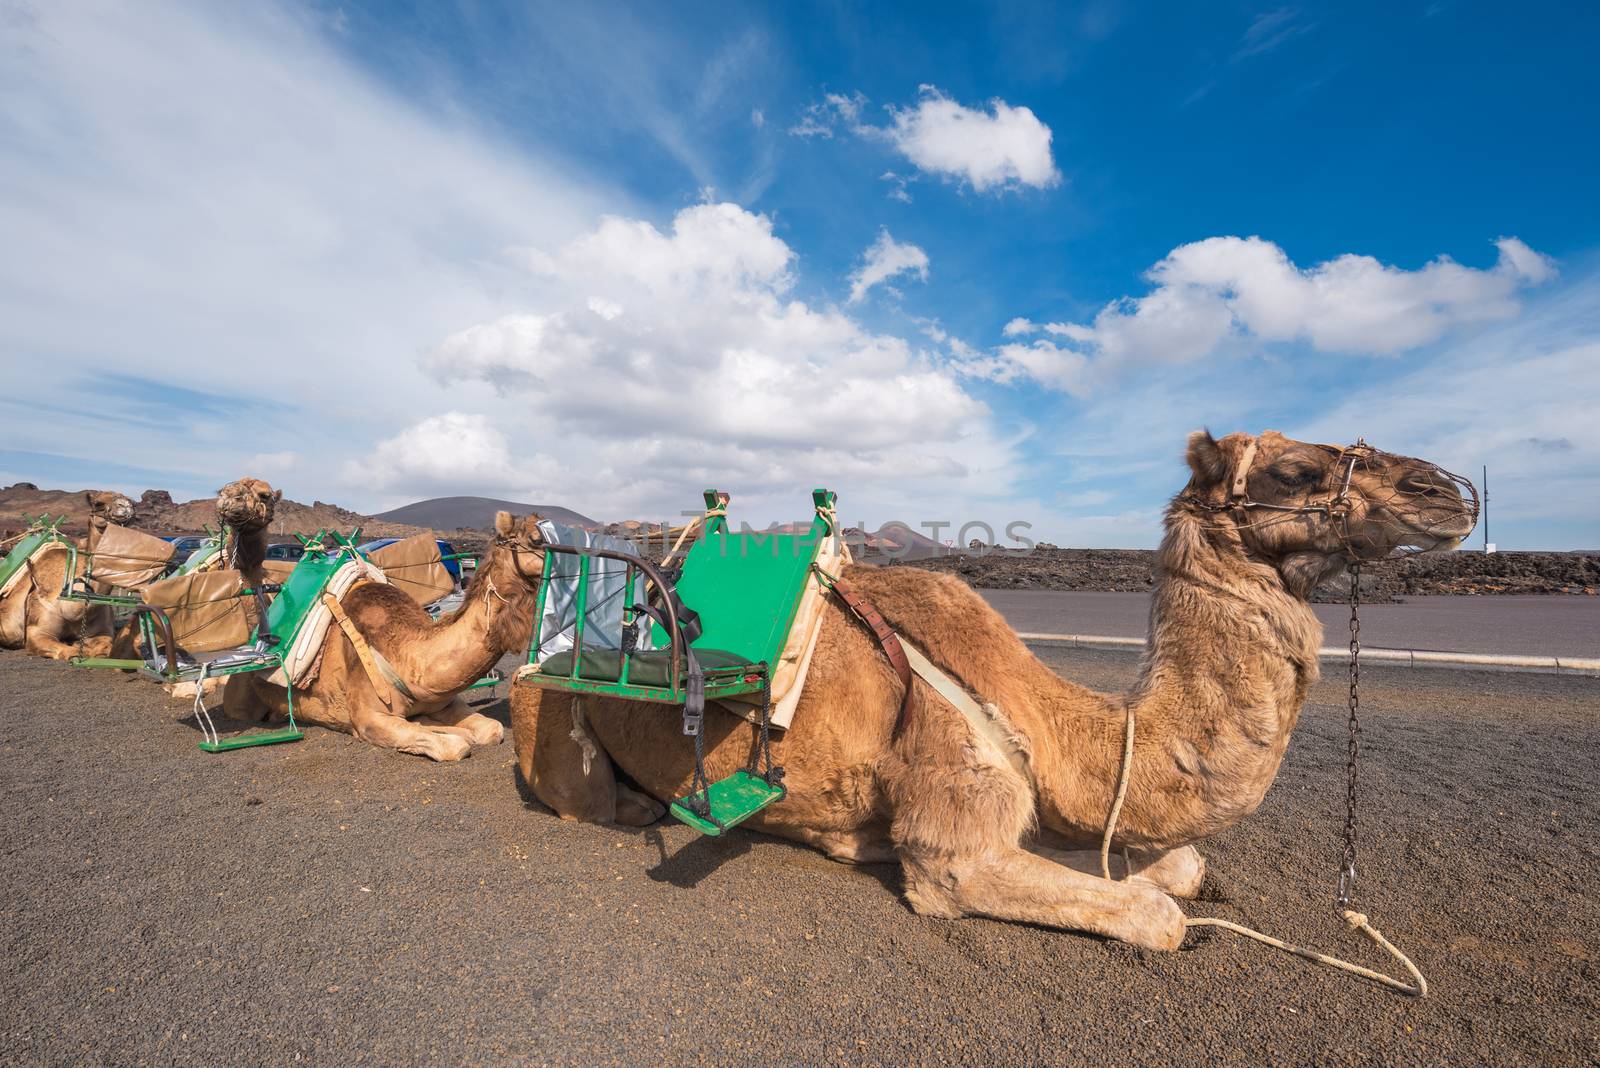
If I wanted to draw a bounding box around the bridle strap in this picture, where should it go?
[1228,439,1259,501]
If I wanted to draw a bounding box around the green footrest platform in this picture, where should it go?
[670,771,786,836]
[71,657,145,670]
[199,727,305,753]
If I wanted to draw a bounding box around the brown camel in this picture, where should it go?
[0,491,134,659]
[510,431,1477,950]
[220,512,545,760]
[110,478,282,660]
[211,478,281,588]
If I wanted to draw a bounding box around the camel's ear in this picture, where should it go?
[494,511,515,537]
[271,489,283,504]
[85,491,97,506]
[1186,430,1227,486]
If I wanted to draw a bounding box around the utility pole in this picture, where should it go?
[1482,465,1490,552]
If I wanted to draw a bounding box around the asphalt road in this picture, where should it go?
[980,590,1600,658]
[1,647,1597,1066]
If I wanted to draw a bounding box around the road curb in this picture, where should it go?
[1015,632,1600,676]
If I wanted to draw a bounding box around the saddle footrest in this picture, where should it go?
[670,771,786,837]
[199,727,305,753]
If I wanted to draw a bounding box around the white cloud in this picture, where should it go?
[848,229,930,303]
[750,107,765,129]
[359,412,520,494]
[792,86,1059,194]
[422,202,1019,520]
[1001,236,1556,392]
[0,0,620,501]
[789,92,866,138]
[884,87,1060,192]
[1292,278,1600,548]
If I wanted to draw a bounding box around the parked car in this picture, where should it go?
[264,542,306,562]
[160,534,211,564]
[356,538,464,581]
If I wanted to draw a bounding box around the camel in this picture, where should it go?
[219,511,545,760]
[210,478,281,587]
[0,491,134,659]
[510,431,1477,951]
[109,478,282,662]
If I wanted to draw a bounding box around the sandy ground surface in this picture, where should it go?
[1,647,1597,1066]
[981,590,1600,658]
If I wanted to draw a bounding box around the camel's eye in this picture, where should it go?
[1271,465,1319,489]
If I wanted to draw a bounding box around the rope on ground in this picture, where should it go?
[1098,693,1429,997]
[1185,913,1428,997]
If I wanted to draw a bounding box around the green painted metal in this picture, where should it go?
[70,657,144,670]
[175,537,222,576]
[670,771,786,836]
[465,673,501,690]
[199,669,302,752]
[0,524,68,591]
[536,647,753,688]
[254,550,344,649]
[198,726,305,752]
[650,492,832,669]
[520,489,831,710]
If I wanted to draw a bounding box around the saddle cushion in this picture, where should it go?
[90,523,175,590]
[536,647,753,688]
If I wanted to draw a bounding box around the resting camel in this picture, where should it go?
[510,431,1476,950]
[220,512,545,760]
[0,491,134,659]
[112,478,282,659]
[210,477,281,587]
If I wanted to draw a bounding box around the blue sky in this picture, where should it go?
[1,1,1596,547]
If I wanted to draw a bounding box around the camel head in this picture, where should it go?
[215,478,281,533]
[85,490,135,528]
[491,510,548,587]
[1182,430,1478,597]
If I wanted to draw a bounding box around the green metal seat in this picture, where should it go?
[518,489,840,835]
[0,516,71,592]
[536,647,753,688]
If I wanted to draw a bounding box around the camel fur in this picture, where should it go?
[510,430,1477,950]
[221,512,545,762]
[0,491,133,660]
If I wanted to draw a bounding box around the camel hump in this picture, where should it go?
[837,563,1018,653]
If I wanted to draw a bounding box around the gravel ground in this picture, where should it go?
[1,648,1596,1066]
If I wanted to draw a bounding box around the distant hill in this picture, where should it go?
[375,496,598,531]
[0,483,427,540]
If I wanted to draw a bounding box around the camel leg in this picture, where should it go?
[511,686,663,826]
[416,697,504,747]
[885,692,1185,950]
[1026,841,1207,900]
[23,610,84,661]
[901,847,1186,950]
[779,825,898,865]
[350,691,471,762]
[222,673,271,723]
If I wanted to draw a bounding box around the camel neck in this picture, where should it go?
[226,525,268,584]
[402,547,538,700]
[1035,508,1322,850]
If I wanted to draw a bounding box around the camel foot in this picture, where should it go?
[614,784,664,826]
[903,847,1188,951]
[425,733,474,762]
[79,636,113,659]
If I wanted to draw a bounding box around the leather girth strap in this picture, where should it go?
[322,592,415,711]
[828,577,914,734]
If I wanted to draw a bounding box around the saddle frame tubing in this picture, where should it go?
[530,542,692,697]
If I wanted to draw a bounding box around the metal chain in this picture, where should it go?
[1335,562,1362,910]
